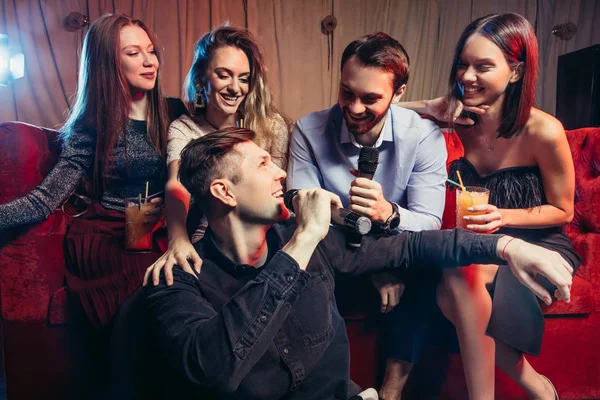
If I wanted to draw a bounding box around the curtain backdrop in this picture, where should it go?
[0,0,598,128]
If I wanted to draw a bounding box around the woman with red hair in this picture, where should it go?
[0,13,183,329]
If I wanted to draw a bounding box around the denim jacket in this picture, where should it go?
[145,225,502,399]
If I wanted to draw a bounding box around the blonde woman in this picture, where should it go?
[145,25,290,285]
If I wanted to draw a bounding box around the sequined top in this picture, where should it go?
[0,119,167,229]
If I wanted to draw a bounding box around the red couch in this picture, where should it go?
[0,121,599,399]
[0,122,90,400]
[345,127,600,400]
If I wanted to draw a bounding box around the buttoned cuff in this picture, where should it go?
[475,232,504,265]
[395,203,441,232]
[394,202,406,232]
[450,228,504,266]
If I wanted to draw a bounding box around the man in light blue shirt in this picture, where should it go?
[287,104,446,232]
[287,33,447,399]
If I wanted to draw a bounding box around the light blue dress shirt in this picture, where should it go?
[287,104,447,232]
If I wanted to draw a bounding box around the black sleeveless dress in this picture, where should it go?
[449,158,581,355]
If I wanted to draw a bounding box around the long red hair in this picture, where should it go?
[62,13,169,196]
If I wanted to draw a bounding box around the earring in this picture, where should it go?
[194,90,206,109]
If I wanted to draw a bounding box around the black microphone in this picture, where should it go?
[358,146,379,179]
[351,147,379,246]
[283,190,372,235]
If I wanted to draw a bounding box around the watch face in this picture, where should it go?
[389,216,400,231]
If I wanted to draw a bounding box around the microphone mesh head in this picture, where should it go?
[283,189,298,212]
[356,216,372,235]
[358,147,379,175]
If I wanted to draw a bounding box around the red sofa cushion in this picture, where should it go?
[0,213,69,323]
[541,274,594,315]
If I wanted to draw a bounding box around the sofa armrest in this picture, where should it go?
[0,122,62,203]
[0,121,68,323]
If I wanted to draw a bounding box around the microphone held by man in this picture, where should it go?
[358,146,379,180]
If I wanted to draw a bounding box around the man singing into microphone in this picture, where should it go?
[145,128,572,400]
[287,32,447,397]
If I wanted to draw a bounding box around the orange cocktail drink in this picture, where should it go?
[124,196,159,252]
[456,186,490,230]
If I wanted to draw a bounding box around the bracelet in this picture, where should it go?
[501,237,517,260]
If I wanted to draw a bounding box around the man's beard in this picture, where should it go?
[344,109,386,136]
[342,98,392,136]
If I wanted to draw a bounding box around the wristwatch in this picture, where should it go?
[381,201,401,233]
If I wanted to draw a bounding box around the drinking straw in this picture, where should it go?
[446,178,464,189]
[138,193,142,210]
[144,181,149,204]
[456,170,466,190]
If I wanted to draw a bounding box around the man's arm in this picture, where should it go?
[321,228,572,304]
[397,126,447,231]
[286,122,324,189]
[145,252,309,394]
[322,228,501,275]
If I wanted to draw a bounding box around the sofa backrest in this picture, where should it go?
[0,122,62,204]
[564,127,600,305]
[1,121,599,320]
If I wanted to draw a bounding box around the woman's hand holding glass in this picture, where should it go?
[462,204,504,233]
[143,196,164,226]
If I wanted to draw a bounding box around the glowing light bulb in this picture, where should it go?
[0,34,9,86]
[0,33,25,86]
[10,53,24,80]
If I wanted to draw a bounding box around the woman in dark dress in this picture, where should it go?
[402,13,579,400]
[0,14,175,328]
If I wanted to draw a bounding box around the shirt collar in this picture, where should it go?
[203,226,285,279]
[340,109,394,148]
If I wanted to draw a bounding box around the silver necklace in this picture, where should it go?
[465,124,494,152]
[480,133,496,152]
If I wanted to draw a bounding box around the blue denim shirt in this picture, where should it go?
[145,225,502,399]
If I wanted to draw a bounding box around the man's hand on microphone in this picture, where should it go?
[293,189,342,240]
[283,189,343,270]
[349,168,393,224]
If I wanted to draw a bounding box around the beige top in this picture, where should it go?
[167,114,290,170]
